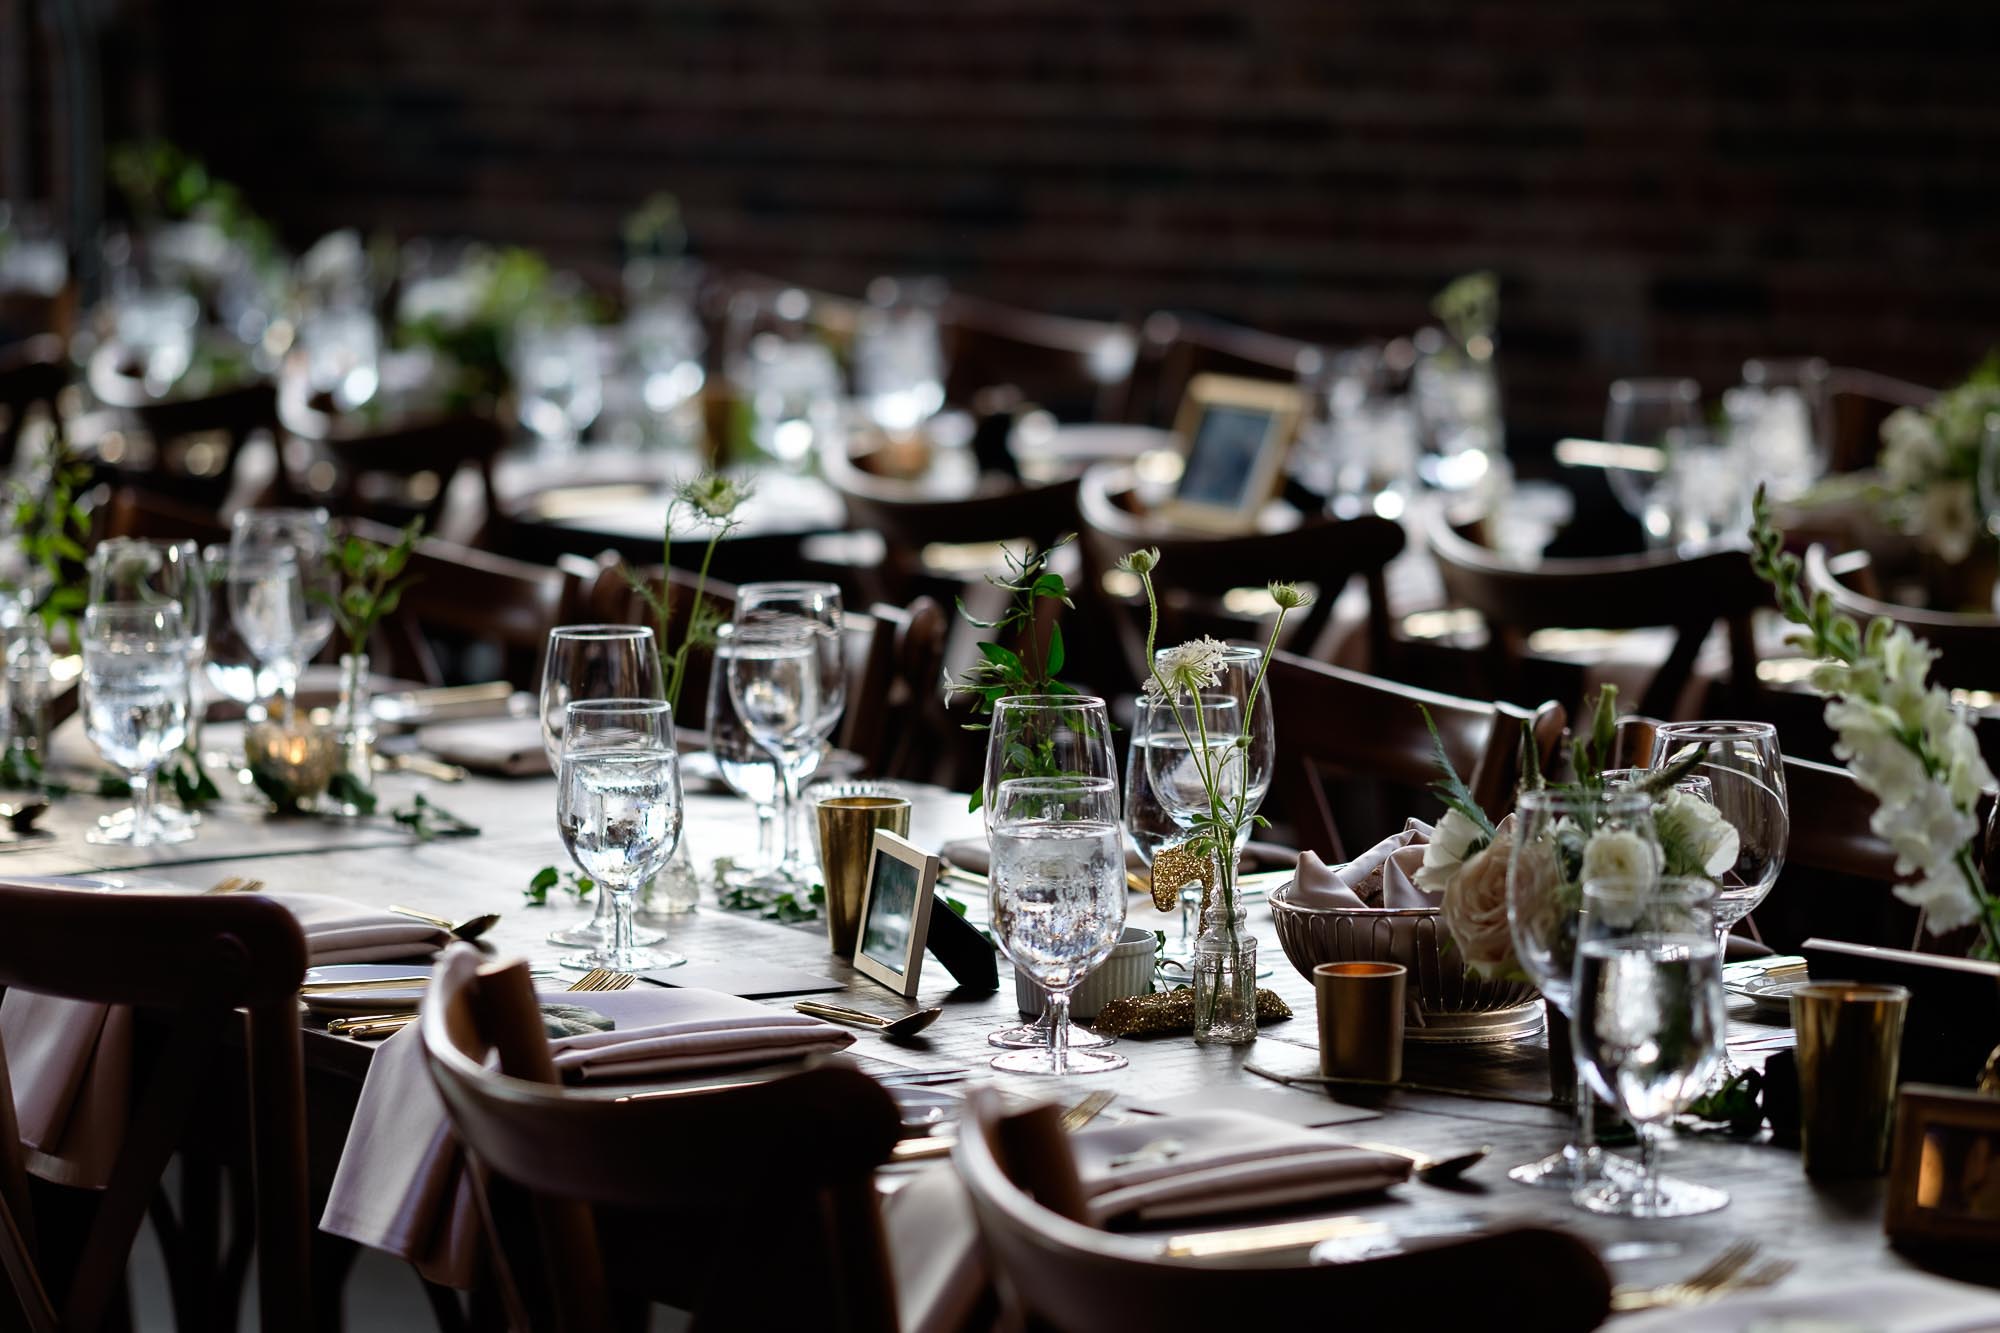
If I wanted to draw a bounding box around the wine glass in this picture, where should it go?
[556,698,685,973]
[1506,786,1658,1189]
[988,775,1129,1076]
[199,543,279,718]
[81,604,193,847]
[708,622,785,890]
[228,508,335,712]
[1126,696,1190,957]
[732,581,845,883]
[1572,874,1730,1217]
[981,694,1118,1051]
[513,322,604,452]
[539,625,667,950]
[1154,642,1277,855]
[1646,723,1788,950]
[1602,378,1702,543]
[89,539,210,837]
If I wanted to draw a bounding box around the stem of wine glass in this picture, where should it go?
[130,772,154,847]
[754,799,778,872]
[774,756,802,866]
[1573,1068,1596,1188]
[1048,990,1072,1075]
[1637,1122,1661,1214]
[610,883,635,962]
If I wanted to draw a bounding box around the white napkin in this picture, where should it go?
[1286,819,1436,911]
[1070,1111,1410,1227]
[321,948,855,1287]
[415,717,549,777]
[1616,1274,2000,1332]
[1,887,452,1187]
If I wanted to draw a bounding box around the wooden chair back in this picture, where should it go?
[1075,465,1403,688]
[92,487,230,548]
[940,295,1137,423]
[0,886,308,1333]
[841,595,950,781]
[86,349,280,512]
[1430,519,1770,721]
[421,954,901,1332]
[287,412,507,541]
[1263,651,1565,862]
[955,1086,1611,1332]
[1121,311,1324,427]
[1805,545,2000,693]
[1823,366,1934,474]
[0,336,66,468]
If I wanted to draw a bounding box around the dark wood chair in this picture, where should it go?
[92,486,231,548]
[86,346,281,512]
[1263,651,1565,862]
[1823,366,1934,475]
[1429,518,1771,722]
[955,1086,1611,1333]
[0,335,66,468]
[1805,545,2000,693]
[420,953,901,1332]
[0,885,309,1332]
[1075,464,1404,690]
[281,404,507,543]
[1120,311,1324,428]
[940,294,1137,423]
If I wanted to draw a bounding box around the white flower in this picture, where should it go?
[1414,807,1486,900]
[1893,864,1983,933]
[1880,407,1945,489]
[1145,637,1229,699]
[1655,789,1740,878]
[1826,696,1930,810]
[1916,480,1979,564]
[1580,828,1658,886]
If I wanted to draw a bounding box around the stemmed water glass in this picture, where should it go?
[227,508,336,713]
[198,543,278,717]
[556,699,685,973]
[988,775,1129,1076]
[1506,786,1658,1189]
[708,622,785,889]
[731,581,845,883]
[1602,378,1702,543]
[81,605,193,847]
[982,694,1118,1050]
[1572,875,1730,1217]
[1646,723,1788,959]
[1126,696,1188,955]
[539,625,667,950]
[89,539,209,839]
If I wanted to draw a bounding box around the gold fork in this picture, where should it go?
[565,969,635,993]
[1058,1089,1116,1133]
[207,876,266,895]
[891,1089,1114,1162]
[1613,1240,1762,1311]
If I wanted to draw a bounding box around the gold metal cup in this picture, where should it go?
[814,795,912,955]
[1792,981,1910,1178]
[1314,961,1407,1082]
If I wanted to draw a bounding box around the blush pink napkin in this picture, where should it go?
[0,887,451,1188]
[320,947,855,1288]
[1286,819,1436,911]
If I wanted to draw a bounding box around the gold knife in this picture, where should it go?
[1160,1214,1383,1260]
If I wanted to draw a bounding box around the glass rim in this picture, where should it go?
[993,774,1117,795]
[1653,720,1777,740]
[993,692,1107,709]
[548,623,655,641]
[737,580,841,599]
[1514,785,1652,813]
[564,696,674,718]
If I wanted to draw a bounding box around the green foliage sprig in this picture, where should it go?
[12,436,93,639]
[391,793,478,840]
[525,865,594,907]
[317,521,423,658]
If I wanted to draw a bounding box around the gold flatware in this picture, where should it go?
[328,1014,416,1038]
[1348,1141,1489,1184]
[301,975,430,993]
[566,969,635,993]
[1160,1214,1382,1261]
[374,753,469,783]
[390,905,501,941]
[794,1000,941,1038]
[889,1089,1116,1164]
[1058,1089,1115,1133]
[1611,1241,1763,1311]
[208,876,266,895]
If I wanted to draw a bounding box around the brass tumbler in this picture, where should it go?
[815,795,911,955]
[1791,981,1910,1178]
[1314,961,1407,1082]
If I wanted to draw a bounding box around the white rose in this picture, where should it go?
[1655,789,1740,879]
[1415,807,1486,900]
[1440,815,1519,979]
[1580,828,1658,886]
[1893,864,1982,933]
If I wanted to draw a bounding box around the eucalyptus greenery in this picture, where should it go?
[11,436,93,639]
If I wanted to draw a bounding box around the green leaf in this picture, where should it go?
[976,640,1023,673]
[1043,622,1066,677]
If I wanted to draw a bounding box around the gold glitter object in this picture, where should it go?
[1149,840,1212,912]
[1093,986,1293,1037]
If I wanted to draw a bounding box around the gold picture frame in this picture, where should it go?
[852,830,941,998]
[1161,372,1305,531]
[1885,1083,2000,1250]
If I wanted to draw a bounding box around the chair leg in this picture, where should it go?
[246,1003,311,1333]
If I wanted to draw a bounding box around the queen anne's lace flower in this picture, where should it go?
[1144,637,1229,699]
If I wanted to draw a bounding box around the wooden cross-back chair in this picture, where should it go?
[420,953,901,1332]
[1119,311,1324,428]
[1074,464,1404,694]
[284,411,507,543]
[1263,651,1565,862]
[86,348,281,513]
[0,336,66,469]
[940,294,1138,424]
[1805,545,2000,694]
[955,1086,1611,1332]
[1429,518,1771,722]
[0,886,308,1333]
[1823,366,1935,474]
[92,486,230,548]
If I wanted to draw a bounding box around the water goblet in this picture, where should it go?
[733,581,844,883]
[988,776,1129,1076]
[228,508,335,712]
[89,538,209,837]
[708,622,785,890]
[82,604,193,847]
[556,699,685,973]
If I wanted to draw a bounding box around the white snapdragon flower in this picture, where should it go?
[1826,697,1930,809]
[1877,782,1977,879]
[1894,866,1982,933]
[1580,828,1658,886]
[1414,807,1486,900]
[1876,628,1942,732]
[1655,789,1741,878]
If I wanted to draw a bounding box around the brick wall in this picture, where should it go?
[114,0,2000,445]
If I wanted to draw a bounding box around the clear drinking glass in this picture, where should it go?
[1506,786,1658,1189]
[1602,377,1702,542]
[556,699,685,973]
[1646,723,1788,948]
[89,539,210,837]
[708,622,784,889]
[82,605,193,847]
[982,694,1119,1050]
[1126,696,1190,957]
[514,323,604,451]
[228,508,335,711]
[732,582,845,882]
[199,543,279,717]
[988,776,1129,1076]
[538,625,667,950]
[1572,875,1730,1217]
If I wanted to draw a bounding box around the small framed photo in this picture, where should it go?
[853,830,941,998]
[1162,372,1305,531]
[1885,1084,2000,1250]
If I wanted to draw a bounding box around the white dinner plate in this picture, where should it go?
[886,1084,959,1130]
[1724,967,1809,1023]
[301,962,436,1016]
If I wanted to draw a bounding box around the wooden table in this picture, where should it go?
[11,727,1954,1317]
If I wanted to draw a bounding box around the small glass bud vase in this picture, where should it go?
[2,619,51,778]
[640,833,702,917]
[1192,867,1259,1046]
[329,652,376,814]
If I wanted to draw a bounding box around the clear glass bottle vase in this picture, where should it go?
[1191,859,1258,1045]
[330,652,376,815]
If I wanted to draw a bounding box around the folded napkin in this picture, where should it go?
[1617,1274,2000,1332]
[1,887,451,1188]
[1068,1111,1410,1227]
[1286,819,1435,911]
[321,947,855,1287]
[415,717,550,777]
